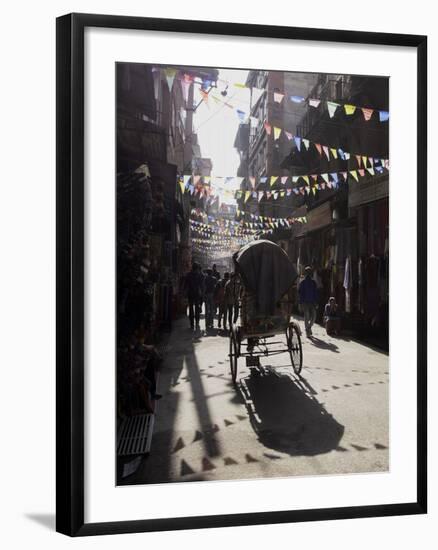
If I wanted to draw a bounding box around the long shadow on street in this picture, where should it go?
[238,367,344,456]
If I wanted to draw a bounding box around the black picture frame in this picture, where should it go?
[56,12,427,537]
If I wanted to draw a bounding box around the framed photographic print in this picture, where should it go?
[56,13,427,536]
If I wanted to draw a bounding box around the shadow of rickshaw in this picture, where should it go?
[237,367,344,456]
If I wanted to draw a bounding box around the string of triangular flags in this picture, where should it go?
[190,217,305,234]
[191,215,305,229]
[191,208,306,226]
[154,68,389,123]
[179,163,388,202]
[190,219,271,236]
[153,67,389,122]
[262,122,390,161]
[208,88,389,123]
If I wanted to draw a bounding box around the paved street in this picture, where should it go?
[121,313,389,485]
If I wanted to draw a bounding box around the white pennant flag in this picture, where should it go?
[309,98,321,108]
[327,101,340,118]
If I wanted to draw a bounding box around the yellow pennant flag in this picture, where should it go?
[178,180,185,194]
[234,83,247,88]
[344,104,356,115]
[350,170,359,182]
[273,127,282,140]
[302,175,310,185]
[244,191,251,202]
[270,176,279,187]
[330,148,338,159]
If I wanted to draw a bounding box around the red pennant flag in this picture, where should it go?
[264,121,272,135]
[315,143,322,156]
[361,108,373,121]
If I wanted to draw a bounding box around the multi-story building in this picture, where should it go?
[287,73,389,343]
[234,71,389,343]
[117,63,218,326]
[235,70,318,222]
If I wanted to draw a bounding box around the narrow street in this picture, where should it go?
[122,313,389,485]
[116,65,391,488]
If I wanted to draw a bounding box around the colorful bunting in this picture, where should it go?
[309,98,321,108]
[362,108,374,121]
[327,101,340,118]
[164,68,177,91]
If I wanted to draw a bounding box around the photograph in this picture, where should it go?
[116,63,390,486]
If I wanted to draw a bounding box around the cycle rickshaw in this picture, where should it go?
[228,240,303,383]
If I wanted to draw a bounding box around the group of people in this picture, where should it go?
[184,262,241,331]
[298,265,341,337]
[184,261,341,336]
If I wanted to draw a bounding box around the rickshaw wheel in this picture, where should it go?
[286,323,303,375]
[229,326,239,383]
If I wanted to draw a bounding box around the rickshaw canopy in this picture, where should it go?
[233,239,298,316]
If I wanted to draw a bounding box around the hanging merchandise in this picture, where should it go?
[343,256,352,313]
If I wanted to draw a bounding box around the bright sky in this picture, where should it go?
[193,68,250,198]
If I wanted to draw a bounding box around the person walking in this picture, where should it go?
[216,272,229,330]
[225,272,241,330]
[212,263,221,280]
[204,269,217,329]
[184,262,205,330]
[298,266,319,337]
[211,264,221,316]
